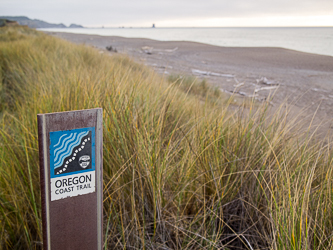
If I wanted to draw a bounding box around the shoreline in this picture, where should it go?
[40,27,333,57]
[46,31,333,134]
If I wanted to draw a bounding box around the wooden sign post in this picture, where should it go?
[37,108,103,250]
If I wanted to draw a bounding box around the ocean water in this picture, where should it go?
[39,27,333,57]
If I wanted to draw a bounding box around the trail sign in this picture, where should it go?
[37,108,103,250]
[49,127,96,201]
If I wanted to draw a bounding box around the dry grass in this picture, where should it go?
[0,26,332,250]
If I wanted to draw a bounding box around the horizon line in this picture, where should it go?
[57,25,333,29]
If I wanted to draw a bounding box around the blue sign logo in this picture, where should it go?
[50,127,95,178]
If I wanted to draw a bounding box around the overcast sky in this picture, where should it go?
[1,0,333,27]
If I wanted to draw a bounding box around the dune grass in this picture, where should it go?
[0,26,332,250]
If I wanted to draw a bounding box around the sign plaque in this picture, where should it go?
[37,108,103,250]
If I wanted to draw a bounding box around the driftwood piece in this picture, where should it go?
[154,47,178,53]
[220,88,258,98]
[192,69,234,78]
[256,76,278,85]
[141,46,153,54]
[106,46,117,52]
[255,86,279,93]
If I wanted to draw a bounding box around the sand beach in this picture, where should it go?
[46,31,333,133]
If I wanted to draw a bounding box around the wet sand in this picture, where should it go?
[46,31,333,134]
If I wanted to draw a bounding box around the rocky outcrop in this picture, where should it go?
[0,16,84,29]
[69,24,84,28]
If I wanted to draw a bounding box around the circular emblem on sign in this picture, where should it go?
[79,155,90,168]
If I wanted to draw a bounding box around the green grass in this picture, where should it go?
[0,26,332,250]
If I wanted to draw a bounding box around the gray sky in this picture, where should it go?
[1,0,333,27]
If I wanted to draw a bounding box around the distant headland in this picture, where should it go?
[0,16,84,29]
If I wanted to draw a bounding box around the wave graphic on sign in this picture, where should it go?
[53,133,69,148]
[53,131,89,168]
[53,133,74,156]
[54,133,77,161]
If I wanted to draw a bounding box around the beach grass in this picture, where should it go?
[0,26,332,250]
